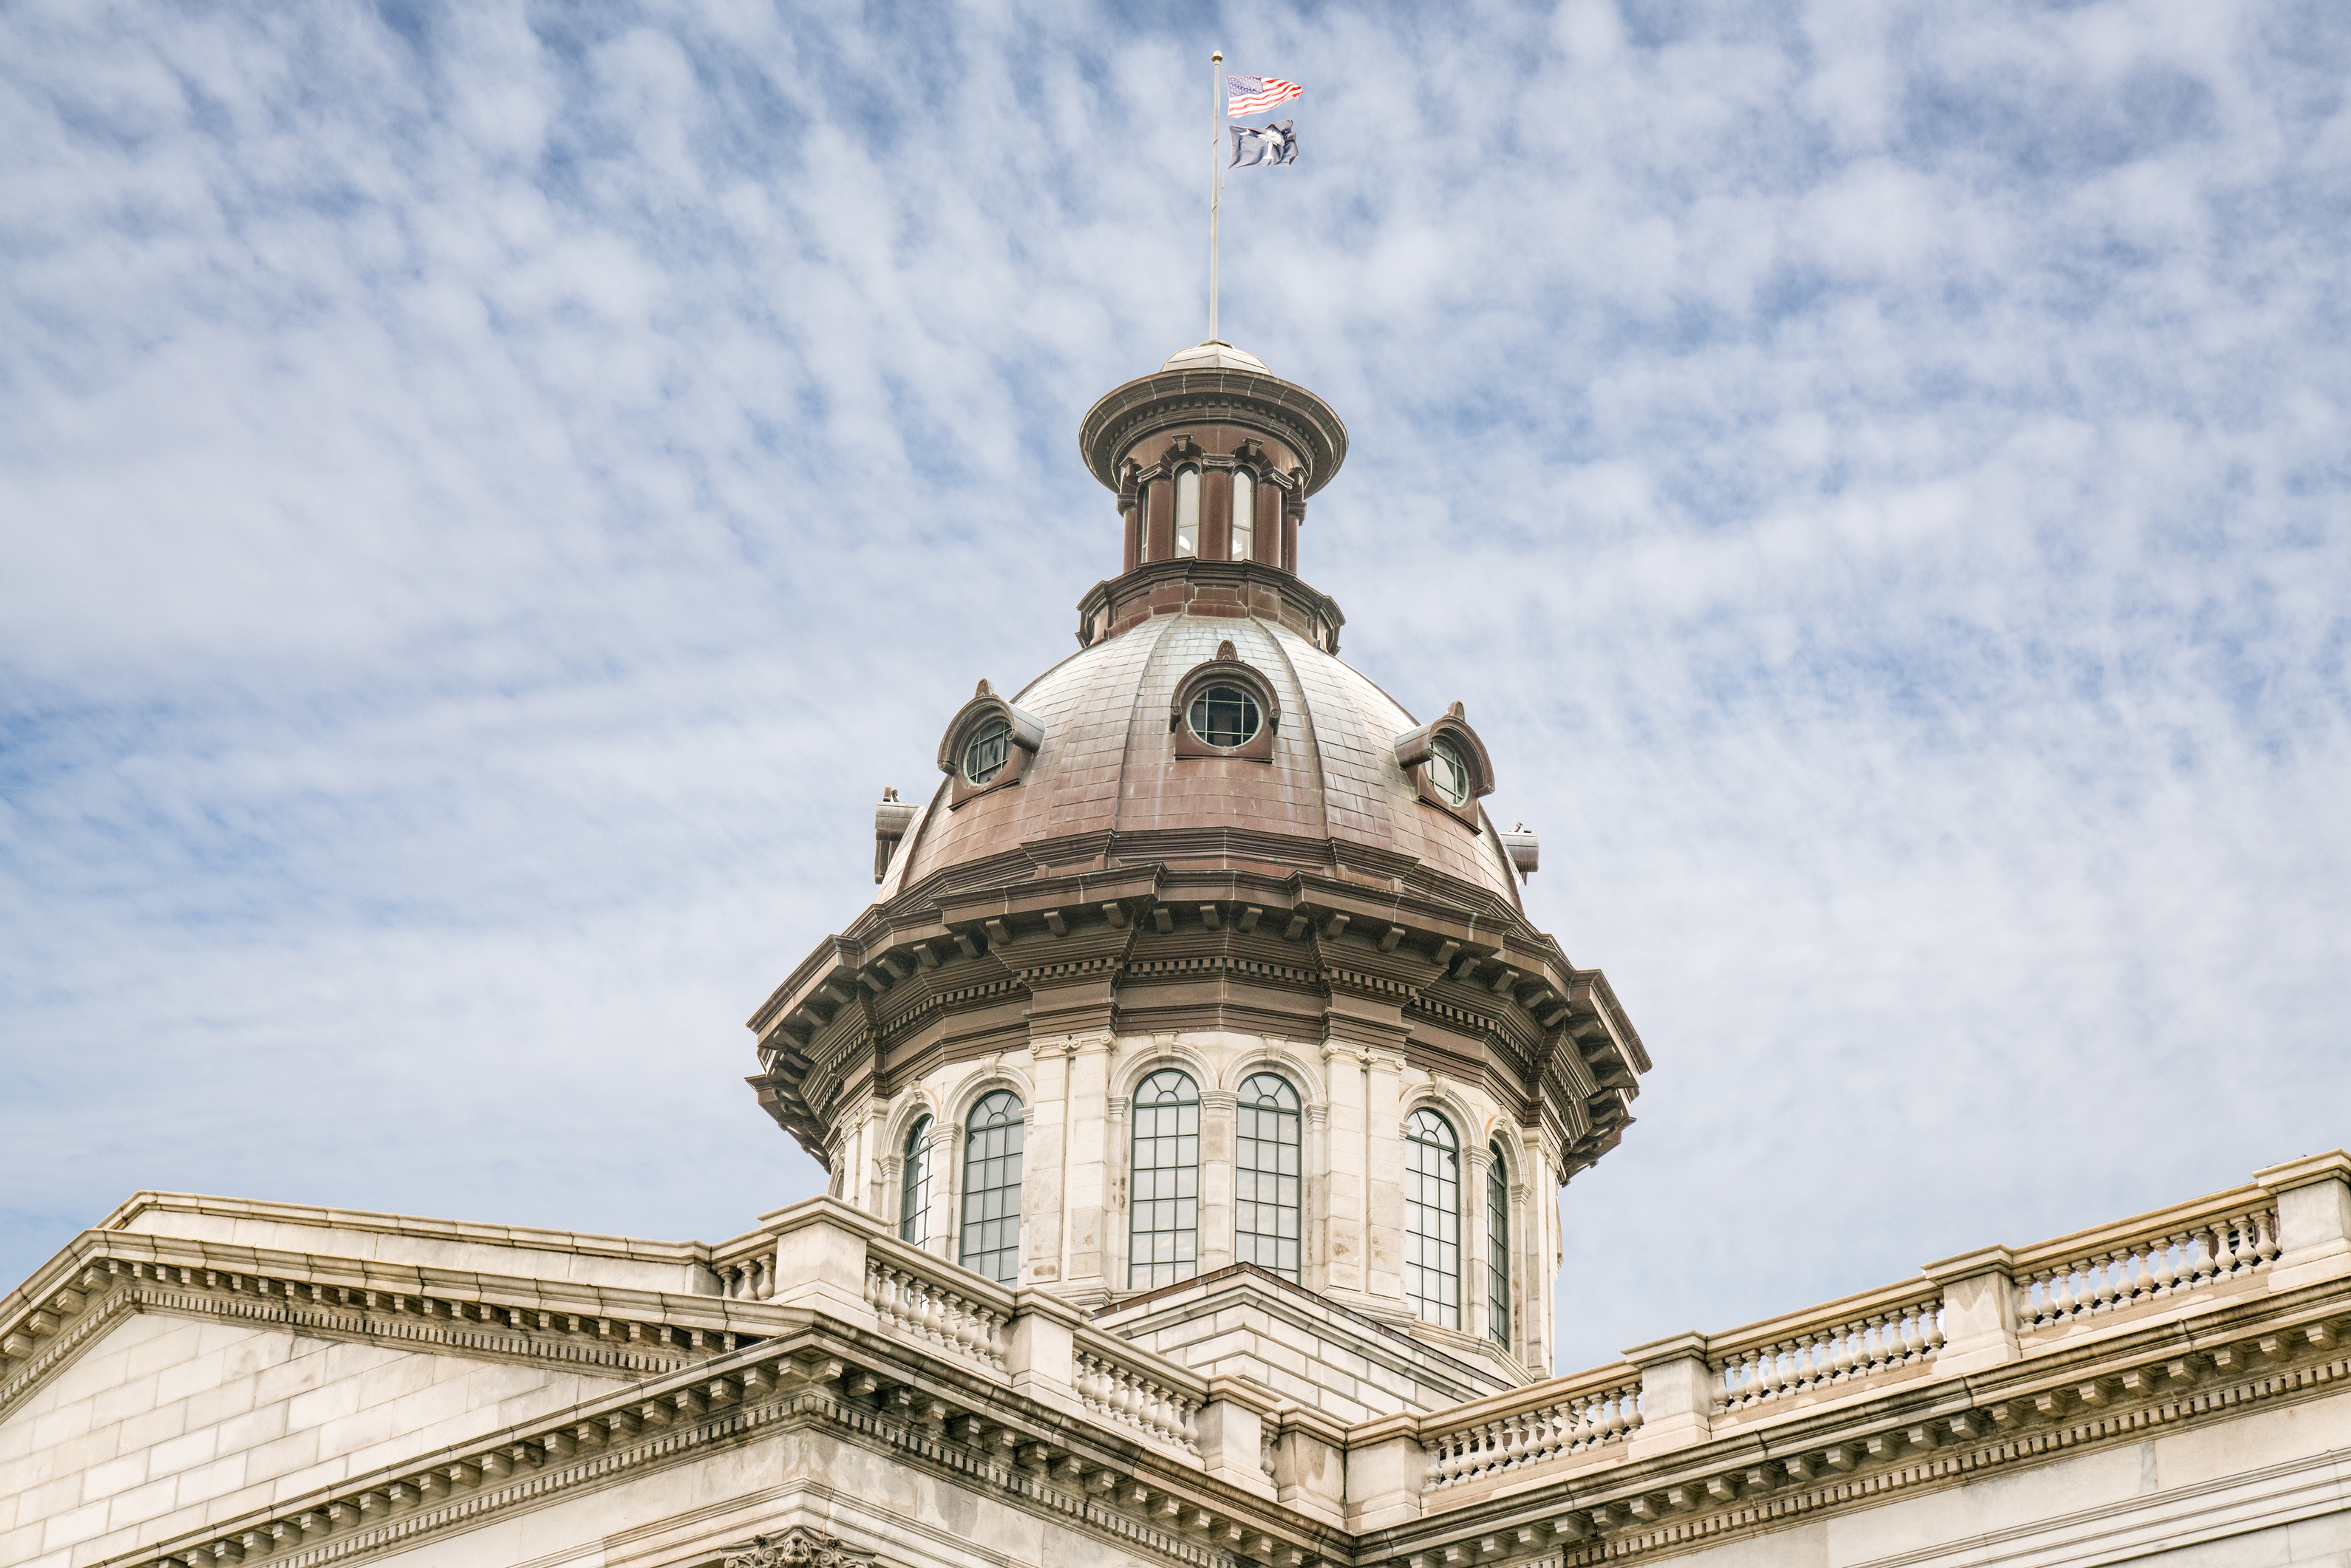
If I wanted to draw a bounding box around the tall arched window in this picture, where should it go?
[1129,1069,1201,1289]
[960,1091,1024,1284]
[1235,1072,1302,1281]
[1486,1141,1511,1348]
[1405,1108,1461,1328]
[900,1116,933,1246]
[1174,466,1201,558]
[1230,468,1255,561]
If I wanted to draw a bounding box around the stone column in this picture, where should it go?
[1107,1088,1130,1289]
[1022,1043,1070,1288]
[1319,1043,1367,1295]
[1364,1051,1406,1309]
[1200,1087,1238,1272]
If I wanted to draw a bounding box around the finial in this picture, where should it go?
[976,678,993,698]
[1446,700,1466,720]
[1217,639,1237,661]
[883,786,900,802]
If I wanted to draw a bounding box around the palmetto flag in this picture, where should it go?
[1226,75,1302,115]
[1229,119,1299,168]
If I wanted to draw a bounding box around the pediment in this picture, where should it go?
[1,1309,638,1568]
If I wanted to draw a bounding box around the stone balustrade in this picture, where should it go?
[2008,1188,2279,1334]
[1708,1288,1945,1416]
[864,1240,1013,1372]
[1421,1363,1643,1492]
[1072,1337,1204,1453]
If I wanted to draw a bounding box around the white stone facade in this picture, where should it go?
[829,1031,1559,1391]
[7,1155,2351,1568]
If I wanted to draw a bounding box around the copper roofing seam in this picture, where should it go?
[1107,610,1191,848]
[1253,615,1333,847]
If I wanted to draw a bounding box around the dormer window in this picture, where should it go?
[962,718,1013,785]
[1171,642,1280,761]
[1394,701,1497,828]
[1231,468,1255,561]
[937,679,1045,807]
[1188,684,1262,748]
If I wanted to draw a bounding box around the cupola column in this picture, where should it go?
[1199,1088,1238,1272]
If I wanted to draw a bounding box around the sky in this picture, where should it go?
[3,0,2348,1375]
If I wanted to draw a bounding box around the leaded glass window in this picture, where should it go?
[1175,467,1200,557]
[1235,1072,1302,1281]
[900,1116,933,1246]
[1486,1141,1511,1348]
[1405,1108,1461,1327]
[1231,468,1255,561]
[1128,1069,1200,1289]
[960,1091,1024,1284]
[963,717,1012,785]
[1187,684,1262,748]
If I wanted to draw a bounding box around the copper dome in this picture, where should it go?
[885,611,1527,909]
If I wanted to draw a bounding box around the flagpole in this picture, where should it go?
[1209,50,1222,344]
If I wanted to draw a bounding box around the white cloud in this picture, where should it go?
[2,0,2347,1374]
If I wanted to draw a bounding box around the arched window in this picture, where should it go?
[1129,1069,1201,1288]
[1174,466,1200,558]
[1235,1072,1302,1281]
[963,717,1013,785]
[960,1091,1024,1284]
[1405,1109,1461,1328]
[1231,468,1255,561]
[1486,1141,1511,1348]
[900,1116,933,1246]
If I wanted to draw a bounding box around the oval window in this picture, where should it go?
[1428,738,1471,805]
[1186,684,1262,749]
[963,717,1013,784]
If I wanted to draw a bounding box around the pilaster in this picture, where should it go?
[1201,1088,1238,1272]
[1463,1140,1494,1346]
[1364,1051,1406,1307]
[1063,1035,1115,1295]
[1023,1042,1071,1286]
[1321,1043,1367,1295]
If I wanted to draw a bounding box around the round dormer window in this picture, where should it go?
[1187,684,1262,749]
[1428,738,1471,805]
[963,717,1013,784]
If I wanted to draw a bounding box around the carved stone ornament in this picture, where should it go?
[721,1530,879,1568]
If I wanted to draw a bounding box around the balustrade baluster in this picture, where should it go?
[2256,1210,2281,1265]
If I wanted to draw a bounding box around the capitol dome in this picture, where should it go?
[884,610,1528,907]
[748,343,1647,1390]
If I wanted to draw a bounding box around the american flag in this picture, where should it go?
[1226,75,1302,115]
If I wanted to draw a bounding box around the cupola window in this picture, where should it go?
[962,717,1013,785]
[1187,684,1263,749]
[1231,468,1255,561]
[1174,466,1201,557]
[1129,1069,1201,1289]
[1429,739,1471,805]
[900,1116,933,1245]
[1235,1072,1302,1281]
[960,1091,1024,1284]
[1405,1108,1462,1328]
[1487,1141,1511,1348]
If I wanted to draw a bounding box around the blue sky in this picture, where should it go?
[3,0,2348,1371]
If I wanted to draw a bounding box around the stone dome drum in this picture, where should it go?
[747,344,1648,1385]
